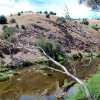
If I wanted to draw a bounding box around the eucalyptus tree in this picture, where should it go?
[79,0,100,11]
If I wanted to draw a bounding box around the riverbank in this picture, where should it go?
[66,64,100,100]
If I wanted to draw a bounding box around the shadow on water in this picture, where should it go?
[0,58,100,100]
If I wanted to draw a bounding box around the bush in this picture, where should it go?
[35,39,65,60]
[67,73,100,100]
[32,23,37,28]
[91,25,100,31]
[18,12,21,16]
[49,11,53,15]
[56,17,66,24]
[44,11,48,14]
[16,24,19,28]
[0,15,7,24]
[2,25,8,31]
[81,19,89,25]
[10,18,16,23]
[53,12,56,15]
[46,14,50,18]
[21,11,23,13]
[10,14,12,17]
[1,27,17,39]
[39,11,42,14]
[21,25,25,29]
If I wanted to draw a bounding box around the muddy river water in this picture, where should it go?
[0,58,100,100]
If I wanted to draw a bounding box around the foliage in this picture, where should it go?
[67,70,100,100]
[0,15,7,24]
[0,75,9,82]
[18,12,21,16]
[56,17,66,24]
[16,24,19,28]
[49,11,56,15]
[44,11,48,14]
[57,55,64,61]
[81,19,89,25]
[49,11,54,15]
[39,11,42,13]
[36,58,44,63]
[21,11,23,13]
[1,26,17,39]
[40,30,44,35]
[10,14,12,17]
[32,23,37,28]
[2,25,8,31]
[97,64,100,71]
[35,39,65,60]
[10,18,16,23]
[0,50,3,58]
[79,0,100,11]
[46,14,50,18]
[91,25,100,31]
[21,24,25,29]
[53,12,56,15]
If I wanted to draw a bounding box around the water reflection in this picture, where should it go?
[0,58,100,100]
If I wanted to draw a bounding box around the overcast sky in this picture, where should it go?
[0,0,99,18]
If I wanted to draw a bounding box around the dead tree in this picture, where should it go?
[9,30,92,100]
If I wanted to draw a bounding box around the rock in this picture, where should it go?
[17,78,21,82]
[8,74,14,78]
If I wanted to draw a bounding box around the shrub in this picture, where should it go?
[35,39,65,60]
[91,25,100,31]
[67,73,100,100]
[81,19,89,25]
[1,27,17,39]
[21,11,23,13]
[44,11,48,14]
[40,30,44,35]
[56,17,66,24]
[39,11,42,14]
[16,24,19,28]
[18,12,21,16]
[53,12,56,15]
[10,18,16,23]
[2,25,8,31]
[32,23,37,28]
[46,14,50,18]
[10,14,12,17]
[21,25,25,29]
[0,15,7,24]
[49,11,53,15]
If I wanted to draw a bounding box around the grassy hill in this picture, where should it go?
[0,12,99,58]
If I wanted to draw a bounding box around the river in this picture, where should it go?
[0,58,100,100]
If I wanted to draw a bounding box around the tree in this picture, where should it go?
[0,15,7,24]
[79,0,100,11]
[82,19,89,25]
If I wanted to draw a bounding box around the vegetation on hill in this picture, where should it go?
[0,15,7,24]
[35,39,65,60]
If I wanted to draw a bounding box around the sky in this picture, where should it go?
[0,0,99,18]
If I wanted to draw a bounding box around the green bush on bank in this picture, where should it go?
[35,39,65,60]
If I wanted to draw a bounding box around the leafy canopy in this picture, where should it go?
[79,0,100,11]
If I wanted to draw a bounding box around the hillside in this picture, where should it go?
[0,12,99,62]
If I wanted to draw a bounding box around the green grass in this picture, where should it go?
[4,70,18,75]
[0,75,9,82]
